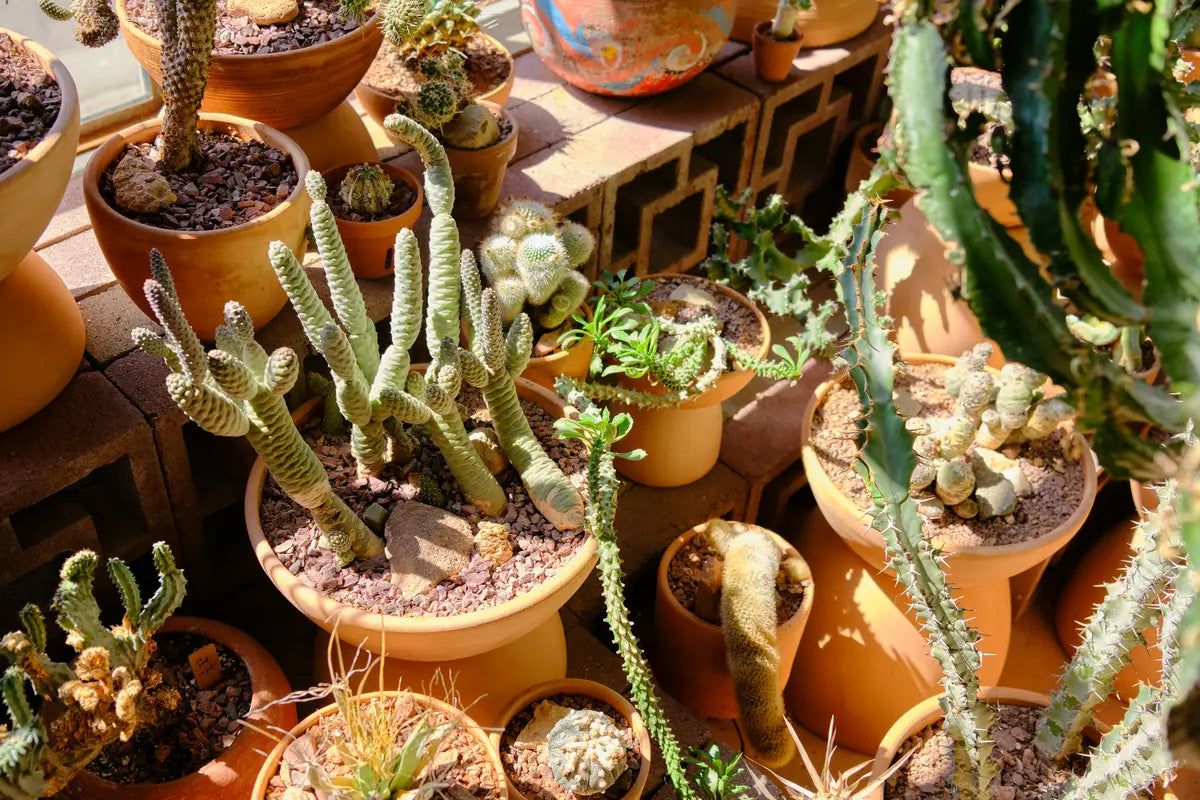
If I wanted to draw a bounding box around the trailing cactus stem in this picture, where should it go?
[424,404,508,516]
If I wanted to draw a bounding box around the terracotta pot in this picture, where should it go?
[800,352,1098,587]
[784,510,1010,755]
[444,102,519,219]
[1132,479,1159,516]
[251,690,506,800]
[652,524,813,720]
[116,0,383,130]
[0,29,80,279]
[844,123,915,207]
[355,34,516,130]
[1054,516,1160,703]
[0,252,85,433]
[751,21,802,83]
[731,0,878,47]
[275,99,382,173]
[969,161,1021,228]
[245,376,598,661]
[609,275,771,488]
[1090,213,1145,300]
[62,616,296,800]
[492,679,653,800]
[867,687,1052,800]
[320,162,424,279]
[82,113,311,339]
[519,0,734,96]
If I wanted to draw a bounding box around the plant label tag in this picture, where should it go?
[188,644,222,689]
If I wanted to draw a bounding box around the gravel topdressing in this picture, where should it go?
[0,33,61,175]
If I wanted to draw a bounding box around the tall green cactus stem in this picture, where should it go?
[553,392,694,800]
[1036,491,1182,760]
[155,0,216,172]
[460,253,585,530]
[135,253,381,565]
[704,521,797,767]
[837,206,996,799]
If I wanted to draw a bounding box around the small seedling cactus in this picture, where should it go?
[0,543,186,799]
[339,164,395,215]
[478,200,594,330]
[547,709,630,795]
[396,51,500,151]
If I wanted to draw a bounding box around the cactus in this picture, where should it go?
[37,0,119,46]
[135,251,383,565]
[394,51,500,150]
[769,0,809,40]
[339,163,395,215]
[383,0,481,57]
[0,543,185,798]
[547,709,630,795]
[478,200,595,329]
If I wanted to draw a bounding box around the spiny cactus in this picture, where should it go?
[339,164,395,215]
[383,0,481,57]
[478,199,594,330]
[135,250,383,566]
[37,0,119,46]
[547,709,630,795]
[0,543,185,799]
[394,52,500,150]
[271,171,506,514]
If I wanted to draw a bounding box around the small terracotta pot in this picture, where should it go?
[116,0,383,130]
[751,21,802,83]
[801,352,1098,587]
[445,102,520,219]
[355,33,516,130]
[867,688,1053,800]
[0,29,80,280]
[62,616,296,800]
[320,162,424,279]
[969,161,1022,228]
[652,524,813,720]
[491,679,653,800]
[82,113,311,339]
[251,691,506,800]
[245,376,597,662]
[611,274,771,488]
[730,0,878,46]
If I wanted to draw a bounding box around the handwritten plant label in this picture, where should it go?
[188,643,223,689]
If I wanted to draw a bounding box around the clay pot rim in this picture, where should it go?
[251,690,506,800]
[656,523,814,636]
[853,121,884,158]
[82,112,311,240]
[800,351,1099,560]
[244,373,599,638]
[320,161,424,232]
[444,100,519,155]
[752,19,802,44]
[490,678,653,800]
[70,615,293,794]
[529,300,593,363]
[116,0,382,64]
[0,29,79,188]
[361,32,515,102]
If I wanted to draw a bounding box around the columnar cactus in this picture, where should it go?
[339,164,395,215]
[134,251,383,565]
[769,0,808,40]
[0,543,185,799]
[478,200,594,329]
[547,710,630,795]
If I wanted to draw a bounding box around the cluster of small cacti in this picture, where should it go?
[546,709,629,795]
[0,543,185,798]
[903,342,1076,520]
[338,164,395,215]
[393,51,500,150]
[478,200,594,330]
[383,0,481,57]
[37,0,118,46]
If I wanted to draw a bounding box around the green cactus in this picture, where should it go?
[0,543,185,799]
[769,0,809,40]
[479,200,595,330]
[339,164,395,215]
[383,0,481,57]
[547,709,630,795]
[135,250,383,566]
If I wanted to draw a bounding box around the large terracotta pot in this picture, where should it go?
[251,691,506,800]
[446,102,519,219]
[355,34,516,130]
[751,22,802,83]
[652,524,813,720]
[784,510,1010,755]
[801,352,1098,587]
[611,274,770,488]
[519,0,735,96]
[492,679,652,800]
[116,0,383,131]
[320,162,424,279]
[62,616,296,800]
[0,30,84,433]
[82,113,311,339]
[730,0,878,47]
[245,376,597,662]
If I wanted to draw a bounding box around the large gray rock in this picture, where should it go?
[385,501,475,598]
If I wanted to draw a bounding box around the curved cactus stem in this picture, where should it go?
[18,607,46,654]
[52,552,126,664]
[505,313,533,379]
[105,559,142,627]
[425,407,508,515]
[134,543,187,643]
[270,241,339,355]
[391,228,424,353]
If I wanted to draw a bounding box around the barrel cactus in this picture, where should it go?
[339,164,395,215]
[547,709,630,795]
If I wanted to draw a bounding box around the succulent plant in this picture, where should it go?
[394,52,501,151]
[769,0,810,40]
[338,164,395,215]
[383,0,481,57]
[547,709,630,795]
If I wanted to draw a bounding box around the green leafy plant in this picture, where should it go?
[684,745,749,800]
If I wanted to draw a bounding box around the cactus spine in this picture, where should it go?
[546,710,630,795]
[339,164,395,215]
[135,251,382,565]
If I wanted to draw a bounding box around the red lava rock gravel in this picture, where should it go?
[0,33,62,175]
